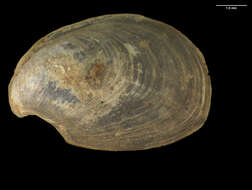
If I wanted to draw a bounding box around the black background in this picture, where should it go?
[4,0,250,179]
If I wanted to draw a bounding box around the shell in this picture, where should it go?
[8,14,211,151]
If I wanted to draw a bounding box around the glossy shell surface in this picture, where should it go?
[9,14,211,151]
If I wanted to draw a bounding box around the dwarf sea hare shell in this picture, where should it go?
[8,14,211,151]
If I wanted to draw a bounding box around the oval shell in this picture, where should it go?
[8,14,211,151]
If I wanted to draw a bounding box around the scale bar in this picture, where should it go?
[216,5,248,6]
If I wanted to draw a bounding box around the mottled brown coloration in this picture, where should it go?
[8,14,211,151]
[85,63,105,86]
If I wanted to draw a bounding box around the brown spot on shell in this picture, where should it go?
[85,63,105,86]
[139,40,149,48]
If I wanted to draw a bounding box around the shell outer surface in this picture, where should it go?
[9,14,211,151]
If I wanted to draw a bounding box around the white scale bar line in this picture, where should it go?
[216,5,248,6]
